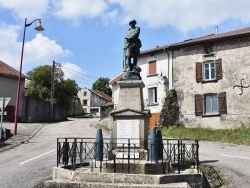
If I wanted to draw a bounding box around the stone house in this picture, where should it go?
[111,26,250,129]
[0,60,26,121]
[170,27,250,129]
[77,88,112,117]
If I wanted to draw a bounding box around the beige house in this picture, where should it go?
[111,26,250,129]
[77,88,112,117]
[0,60,26,121]
[170,27,250,129]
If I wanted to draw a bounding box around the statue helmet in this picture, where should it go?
[129,19,136,25]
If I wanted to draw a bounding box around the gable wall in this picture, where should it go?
[0,75,25,117]
[173,37,250,128]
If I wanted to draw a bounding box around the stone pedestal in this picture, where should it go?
[110,80,151,152]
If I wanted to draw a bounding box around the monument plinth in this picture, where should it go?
[110,80,151,152]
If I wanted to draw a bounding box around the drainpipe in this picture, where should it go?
[164,47,173,90]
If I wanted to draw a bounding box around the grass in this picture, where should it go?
[161,126,250,146]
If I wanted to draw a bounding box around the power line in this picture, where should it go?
[60,65,98,79]
[64,75,93,86]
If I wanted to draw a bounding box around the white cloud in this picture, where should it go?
[108,0,250,32]
[61,62,85,81]
[24,33,72,66]
[0,0,50,20]
[0,23,71,73]
[53,0,108,24]
[102,9,119,26]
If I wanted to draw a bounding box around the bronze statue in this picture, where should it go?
[123,19,142,72]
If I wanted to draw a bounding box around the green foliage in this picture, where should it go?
[161,126,250,145]
[159,90,180,127]
[92,77,112,96]
[26,65,78,108]
[54,79,79,108]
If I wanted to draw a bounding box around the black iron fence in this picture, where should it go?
[57,138,199,174]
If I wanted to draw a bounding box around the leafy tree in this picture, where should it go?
[26,65,78,108]
[92,77,112,96]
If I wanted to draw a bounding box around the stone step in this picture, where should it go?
[44,179,191,188]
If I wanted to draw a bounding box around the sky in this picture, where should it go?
[1,0,250,89]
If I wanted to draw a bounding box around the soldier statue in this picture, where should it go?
[123,19,142,73]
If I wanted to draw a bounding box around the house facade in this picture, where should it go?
[0,60,26,121]
[171,28,250,129]
[110,49,173,128]
[77,88,112,117]
[111,27,250,129]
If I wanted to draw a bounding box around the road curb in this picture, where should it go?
[22,123,46,144]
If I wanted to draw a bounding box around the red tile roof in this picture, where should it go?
[92,90,112,101]
[0,60,26,79]
[109,72,124,85]
[140,27,250,55]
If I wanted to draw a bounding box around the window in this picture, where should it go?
[196,58,222,83]
[148,60,157,75]
[195,92,227,116]
[204,61,215,80]
[82,100,87,105]
[83,91,87,96]
[148,87,157,105]
[205,94,218,114]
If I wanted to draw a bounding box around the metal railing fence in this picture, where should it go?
[57,138,199,174]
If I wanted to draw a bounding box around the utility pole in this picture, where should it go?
[50,61,55,122]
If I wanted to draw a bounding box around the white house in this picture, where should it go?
[110,47,173,128]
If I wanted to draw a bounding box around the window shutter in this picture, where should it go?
[196,62,202,83]
[195,94,203,116]
[148,60,156,75]
[215,58,222,80]
[218,92,227,114]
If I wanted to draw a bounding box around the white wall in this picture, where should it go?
[137,50,172,113]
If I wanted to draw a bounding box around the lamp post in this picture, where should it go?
[14,18,44,135]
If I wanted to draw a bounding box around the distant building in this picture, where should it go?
[77,88,112,117]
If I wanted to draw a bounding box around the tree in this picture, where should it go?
[26,65,78,108]
[92,77,112,96]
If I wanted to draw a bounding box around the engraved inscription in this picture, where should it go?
[117,119,140,147]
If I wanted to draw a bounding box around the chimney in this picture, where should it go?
[215,26,218,34]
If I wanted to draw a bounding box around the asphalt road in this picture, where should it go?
[0,118,104,188]
[199,141,250,188]
[0,119,249,188]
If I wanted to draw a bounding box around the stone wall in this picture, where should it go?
[173,37,250,129]
[22,96,67,122]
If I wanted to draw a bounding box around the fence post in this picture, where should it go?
[157,130,163,160]
[195,140,199,172]
[177,140,180,174]
[95,129,103,162]
[57,138,59,167]
[128,139,130,173]
[149,127,157,163]
[72,138,77,170]
[63,138,69,166]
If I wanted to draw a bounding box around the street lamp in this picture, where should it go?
[14,18,45,135]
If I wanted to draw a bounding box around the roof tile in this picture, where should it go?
[0,60,26,79]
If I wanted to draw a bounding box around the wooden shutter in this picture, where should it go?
[215,58,222,80]
[195,94,203,116]
[218,92,227,114]
[148,60,156,75]
[196,62,202,83]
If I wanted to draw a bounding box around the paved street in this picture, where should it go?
[199,141,250,188]
[0,119,249,188]
[0,118,104,188]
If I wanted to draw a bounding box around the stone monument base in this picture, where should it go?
[92,160,170,174]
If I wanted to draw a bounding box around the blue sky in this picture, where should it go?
[1,0,250,88]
